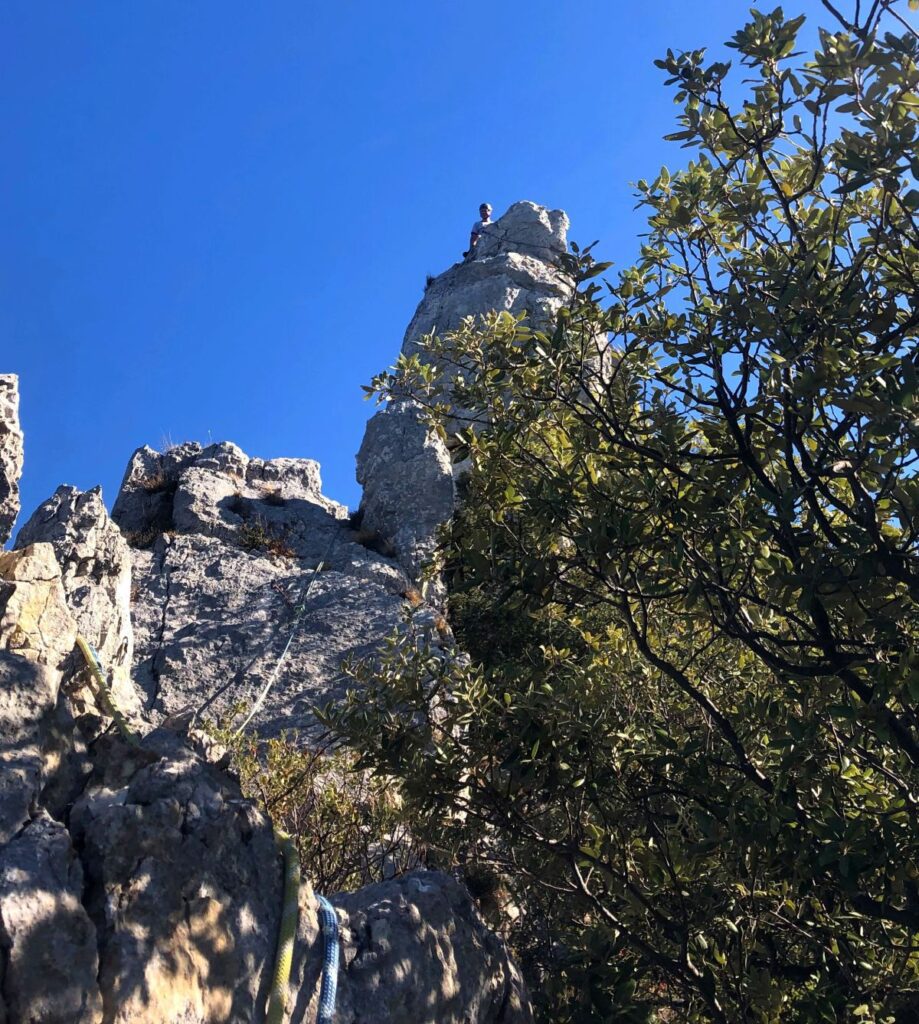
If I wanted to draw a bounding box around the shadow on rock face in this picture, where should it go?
[67,730,297,1024]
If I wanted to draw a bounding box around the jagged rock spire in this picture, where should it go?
[357,200,573,580]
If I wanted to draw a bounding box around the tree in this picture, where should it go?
[329,4,919,1021]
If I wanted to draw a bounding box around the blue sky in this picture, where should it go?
[3,0,834,534]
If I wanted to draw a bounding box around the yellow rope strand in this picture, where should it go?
[266,827,301,1024]
[74,635,141,747]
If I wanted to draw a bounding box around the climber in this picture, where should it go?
[464,203,493,260]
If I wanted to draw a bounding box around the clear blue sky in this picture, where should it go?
[3,0,833,534]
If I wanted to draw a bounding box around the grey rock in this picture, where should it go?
[16,486,143,722]
[69,733,284,1024]
[110,441,200,538]
[403,201,573,359]
[356,202,575,588]
[474,200,569,264]
[356,402,454,581]
[0,375,23,546]
[294,871,532,1024]
[62,727,532,1024]
[0,651,60,846]
[0,813,102,1023]
[0,543,76,673]
[113,443,429,734]
[129,531,414,733]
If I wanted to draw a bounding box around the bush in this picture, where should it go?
[331,5,919,1021]
[222,727,423,894]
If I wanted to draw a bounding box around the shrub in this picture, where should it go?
[331,6,919,1021]
[136,468,175,495]
[259,485,287,508]
[222,727,423,894]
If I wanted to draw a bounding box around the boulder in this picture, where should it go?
[0,374,23,546]
[66,729,531,1024]
[0,813,103,1023]
[356,402,454,581]
[0,651,61,846]
[70,731,283,1024]
[16,485,143,721]
[303,871,532,1024]
[112,441,336,545]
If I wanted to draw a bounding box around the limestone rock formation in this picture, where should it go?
[68,728,530,1024]
[69,729,283,1023]
[16,486,143,722]
[113,441,434,734]
[0,543,76,673]
[318,872,531,1023]
[0,649,66,846]
[356,401,454,581]
[401,201,572,358]
[357,201,573,578]
[0,374,23,545]
[0,201,571,1022]
[0,450,531,1024]
[0,812,103,1023]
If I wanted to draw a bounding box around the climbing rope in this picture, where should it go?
[266,828,340,1024]
[74,635,141,748]
[266,828,301,1024]
[233,534,337,736]
[74,641,338,1023]
[316,895,340,1024]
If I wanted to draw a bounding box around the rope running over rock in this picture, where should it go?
[75,635,141,748]
[265,829,340,1024]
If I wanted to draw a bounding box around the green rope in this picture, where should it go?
[75,635,141,747]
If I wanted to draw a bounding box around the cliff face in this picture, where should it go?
[0,375,23,545]
[0,201,571,1023]
[108,440,421,734]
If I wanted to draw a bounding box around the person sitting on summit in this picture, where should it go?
[464,203,493,260]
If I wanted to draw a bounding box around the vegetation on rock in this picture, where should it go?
[330,4,919,1021]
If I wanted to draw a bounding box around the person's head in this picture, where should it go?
[480,203,492,220]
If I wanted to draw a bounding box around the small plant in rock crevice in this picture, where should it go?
[238,514,297,560]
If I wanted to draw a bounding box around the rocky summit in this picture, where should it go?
[0,200,572,1023]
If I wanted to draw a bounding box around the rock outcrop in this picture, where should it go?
[0,201,572,1021]
[0,811,103,1023]
[356,402,454,581]
[0,543,77,673]
[356,200,572,578]
[0,374,23,545]
[0,437,531,1024]
[16,486,142,722]
[111,440,436,734]
[402,201,572,358]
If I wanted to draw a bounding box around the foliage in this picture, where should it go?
[221,725,423,894]
[332,5,919,1022]
[238,513,297,560]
